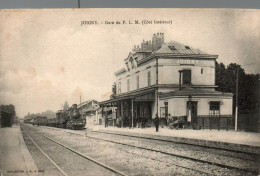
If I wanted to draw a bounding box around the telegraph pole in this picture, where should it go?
[235,70,238,132]
[78,0,80,8]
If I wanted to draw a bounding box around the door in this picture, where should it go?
[187,101,198,125]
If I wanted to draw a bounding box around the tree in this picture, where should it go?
[41,110,56,119]
[112,82,116,95]
[0,104,16,115]
[215,61,259,114]
[110,82,117,99]
[215,62,226,92]
[61,101,70,111]
[24,110,56,119]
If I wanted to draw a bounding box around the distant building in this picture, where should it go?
[100,33,233,129]
[78,100,99,125]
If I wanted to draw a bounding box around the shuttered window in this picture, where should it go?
[183,70,191,85]
[136,75,139,89]
[118,82,121,94]
[148,71,151,86]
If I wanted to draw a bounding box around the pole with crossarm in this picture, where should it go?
[235,70,238,132]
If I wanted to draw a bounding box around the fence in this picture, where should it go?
[196,115,234,131]
[237,113,259,132]
[196,113,260,132]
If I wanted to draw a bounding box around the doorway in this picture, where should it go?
[187,101,198,126]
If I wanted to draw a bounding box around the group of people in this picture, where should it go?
[103,114,166,132]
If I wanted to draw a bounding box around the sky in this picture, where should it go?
[0,9,259,118]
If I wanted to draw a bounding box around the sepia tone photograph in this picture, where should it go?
[0,8,259,175]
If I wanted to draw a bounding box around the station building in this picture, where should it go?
[77,100,100,125]
[100,33,233,129]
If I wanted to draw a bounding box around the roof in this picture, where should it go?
[99,87,156,105]
[115,40,218,75]
[114,68,126,76]
[159,88,233,99]
[154,41,208,55]
[84,105,99,113]
[78,100,98,108]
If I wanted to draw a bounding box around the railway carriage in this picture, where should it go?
[23,118,31,124]
[56,110,69,128]
[32,116,47,126]
[47,118,58,127]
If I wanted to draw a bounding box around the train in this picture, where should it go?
[31,116,47,126]
[0,109,14,127]
[23,104,86,130]
[66,104,86,130]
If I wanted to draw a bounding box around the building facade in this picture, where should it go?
[77,100,100,125]
[100,33,233,129]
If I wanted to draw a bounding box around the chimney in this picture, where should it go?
[132,45,137,52]
[152,32,165,51]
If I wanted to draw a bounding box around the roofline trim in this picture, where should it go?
[114,68,127,76]
[137,53,218,66]
[160,94,233,100]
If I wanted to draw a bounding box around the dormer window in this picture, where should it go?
[168,46,177,51]
[185,46,190,50]
[130,58,135,69]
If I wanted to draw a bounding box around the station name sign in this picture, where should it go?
[177,59,199,65]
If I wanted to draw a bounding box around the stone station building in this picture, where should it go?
[100,33,233,129]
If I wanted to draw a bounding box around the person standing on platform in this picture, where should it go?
[105,116,108,127]
[129,117,132,129]
[154,114,160,132]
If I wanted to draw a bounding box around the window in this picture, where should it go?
[168,46,177,51]
[148,71,151,86]
[136,75,139,89]
[185,46,191,50]
[201,68,203,74]
[183,70,191,84]
[164,102,168,118]
[127,79,130,92]
[210,101,220,116]
[118,82,121,94]
[131,59,135,69]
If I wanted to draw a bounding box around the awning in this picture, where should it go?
[99,87,156,106]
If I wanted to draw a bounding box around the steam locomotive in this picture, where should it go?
[66,104,86,130]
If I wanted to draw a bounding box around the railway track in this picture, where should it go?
[89,130,259,162]
[29,125,259,175]
[93,130,259,156]
[21,125,126,176]
[43,126,258,161]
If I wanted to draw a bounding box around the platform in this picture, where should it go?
[87,124,260,154]
[0,125,39,176]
